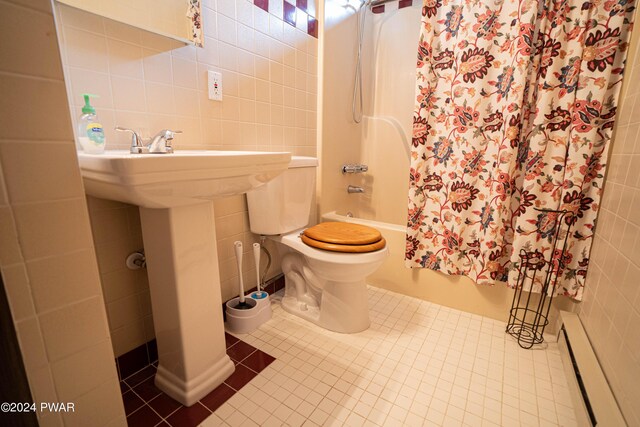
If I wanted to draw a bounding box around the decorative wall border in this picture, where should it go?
[254,0,318,38]
[371,0,413,14]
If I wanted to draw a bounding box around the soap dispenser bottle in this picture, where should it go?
[78,94,105,154]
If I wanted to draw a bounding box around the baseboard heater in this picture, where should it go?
[557,311,626,426]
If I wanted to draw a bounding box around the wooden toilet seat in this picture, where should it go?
[301,222,386,253]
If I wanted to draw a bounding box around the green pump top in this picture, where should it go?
[81,93,98,115]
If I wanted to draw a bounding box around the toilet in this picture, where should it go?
[246,156,389,333]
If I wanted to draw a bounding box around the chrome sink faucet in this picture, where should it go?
[115,126,182,154]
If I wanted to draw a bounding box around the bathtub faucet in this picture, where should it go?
[348,185,365,194]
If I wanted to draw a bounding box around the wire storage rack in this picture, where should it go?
[506,209,573,349]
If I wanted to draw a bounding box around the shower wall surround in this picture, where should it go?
[577,23,640,426]
[55,0,319,356]
[320,0,577,322]
[0,0,124,425]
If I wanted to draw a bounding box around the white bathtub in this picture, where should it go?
[321,211,577,324]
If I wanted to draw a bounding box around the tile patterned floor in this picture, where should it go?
[201,287,577,427]
[121,334,275,426]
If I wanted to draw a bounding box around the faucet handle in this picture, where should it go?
[115,126,146,153]
[162,130,181,154]
[342,164,369,174]
[162,129,182,141]
[150,129,182,154]
[115,126,141,138]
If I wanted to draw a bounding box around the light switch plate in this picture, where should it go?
[207,71,222,101]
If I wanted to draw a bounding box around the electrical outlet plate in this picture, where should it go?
[207,70,222,101]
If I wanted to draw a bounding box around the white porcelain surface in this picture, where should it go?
[77,149,291,405]
[140,203,234,406]
[247,156,318,235]
[77,150,292,208]
[274,230,388,333]
[246,156,388,333]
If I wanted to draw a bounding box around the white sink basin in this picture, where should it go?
[76,149,291,406]
[77,150,292,208]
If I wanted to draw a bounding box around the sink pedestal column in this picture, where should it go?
[139,201,234,406]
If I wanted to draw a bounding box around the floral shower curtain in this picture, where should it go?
[405,0,635,299]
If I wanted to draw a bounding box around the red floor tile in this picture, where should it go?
[147,339,158,363]
[125,365,157,388]
[273,276,285,292]
[166,402,211,427]
[122,390,144,415]
[148,393,182,418]
[224,332,239,348]
[224,364,258,390]
[118,344,150,380]
[126,404,162,427]
[200,383,236,412]
[226,340,256,362]
[119,336,274,427]
[242,350,275,373]
[133,376,162,401]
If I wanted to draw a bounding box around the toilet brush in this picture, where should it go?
[253,243,267,298]
[232,241,252,309]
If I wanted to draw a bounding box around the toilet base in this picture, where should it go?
[268,230,387,334]
[281,259,371,334]
[281,289,370,334]
[281,295,321,327]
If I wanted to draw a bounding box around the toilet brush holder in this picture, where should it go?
[225,297,258,334]
[225,293,272,334]
[250,290,272,321]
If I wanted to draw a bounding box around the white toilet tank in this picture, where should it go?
[247,156,318,235]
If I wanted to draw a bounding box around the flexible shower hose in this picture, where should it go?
[352,1,368,123]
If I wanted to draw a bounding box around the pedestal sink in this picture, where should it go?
[77,150,291,406]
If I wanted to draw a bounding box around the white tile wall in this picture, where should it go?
[54,0,319,356]
[55,0,318,154]
[577,22,640,426]
[0,0,125,425]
